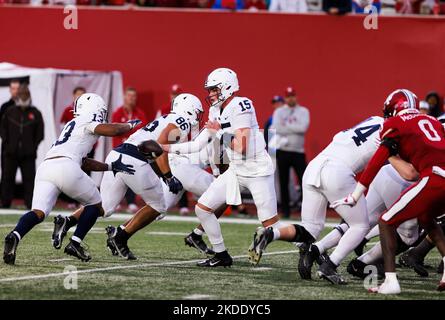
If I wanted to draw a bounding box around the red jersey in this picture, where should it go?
[360,112,445,187]
[60,104,75,124]
[111,106,148,148]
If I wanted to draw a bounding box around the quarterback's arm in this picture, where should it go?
[388,156,419,181]
[164,129,213,154]
[94,123,133,137]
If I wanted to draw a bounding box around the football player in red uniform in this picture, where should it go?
[332,89,445,294]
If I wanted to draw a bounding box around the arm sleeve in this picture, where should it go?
[169,128,213,154]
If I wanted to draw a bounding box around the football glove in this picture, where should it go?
[111,154,135,176]
[162,171,183,194]
[127,119,142,129]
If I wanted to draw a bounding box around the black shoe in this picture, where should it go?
[52,215,69,250]
[318,257,347,285]
[105,225,119,256]
[197,251,233,267]
[3,232,19,265]
[298,243,320,280]
[248,227,274,266]
[347,259,367,279]
[398,248,428,277]
[64,240,91,262]
[184,232,215,256]
[354,238,369,257]
[110,231,137,260]
[438,260,444,274]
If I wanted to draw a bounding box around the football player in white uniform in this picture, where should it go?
[52,93,203,260]
[163,68,290,267]
[249,116,384,283]
[3,93,139,264]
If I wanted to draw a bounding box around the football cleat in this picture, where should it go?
[52,215,69,250]
[318,256,347,285]
[3,232,19,265]
[197,251,233,267]
[110,231,137,260]
[438,260,444,274]
[184,232,215,256]
[347,259,367,279]
[298,243,321,280]
[105,225,119,256]
[64,240,91,262]
[368,280,401,294]
[248,227,274,266]
[398,248,428,277]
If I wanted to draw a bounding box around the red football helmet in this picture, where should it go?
[383,89,419,118]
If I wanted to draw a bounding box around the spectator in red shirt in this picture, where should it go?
[111,87,148,148]
[111,87,147,213]
[60,86,86,129]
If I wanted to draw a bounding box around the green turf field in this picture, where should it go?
[0,212,444,300]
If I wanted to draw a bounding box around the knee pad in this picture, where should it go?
[291,224,315,243]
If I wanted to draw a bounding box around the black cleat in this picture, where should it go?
[248,227,274,266]
[197,251,233,267]
[3,232,19,265]
[110,231,137,260]
[105,225,119,256]
[318,256,347,285]
[184,232,215,256]
[398,248,428,277]
[64,240,91,262]
[298,243,321,280]
[52,215,69,250]
[354,238,369,257]
[347,259,367,279]
[438,260,444,274]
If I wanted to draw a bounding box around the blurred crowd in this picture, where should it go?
[1,0,445,15]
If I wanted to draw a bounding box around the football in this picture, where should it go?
[137,140,163,160]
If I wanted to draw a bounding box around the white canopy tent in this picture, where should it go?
[0,62,124,185]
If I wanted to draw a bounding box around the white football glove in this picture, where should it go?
[330,194,357,209]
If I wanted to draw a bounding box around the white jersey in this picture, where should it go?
[216,96,273,177]
[45,113,102,165]
[320,116,384,174]
[125,113,190,147]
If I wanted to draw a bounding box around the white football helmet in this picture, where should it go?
[73,93,108,119]
[171,93,204,126]
[204,68,239,108]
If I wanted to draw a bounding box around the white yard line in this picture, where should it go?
[183,294,214,300]
[146,231,188,236]
[0,209,340,228]
[0,250,297,283]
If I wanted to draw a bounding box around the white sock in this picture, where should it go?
[269,221,286,241]
[330,225,368,266]
[442,257,445,282]
[384,272,398,283]
[315,223,348,254]
[359,242,382,264]
[71,236,82,244]
[273,228,281,240]
[13,231,21,241]
[195,205,225,253]
[193,228,204,236]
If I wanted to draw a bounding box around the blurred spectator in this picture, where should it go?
[425,91,443,118]
[272,86,309,217]
[245,0,267,10]
[419,0,440,13]
[212,0,244,9]
[264,95,284,150]
[0,84,44,209]
[323,0,352,14]
[112,87,147,213]
[419,100,430,114]
[60,86,86,129]
[395,0,423,13]
[156,84,183,118]
[352,0,381,12]
[269,0,308,12]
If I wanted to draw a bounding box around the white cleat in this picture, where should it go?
[368,281,401,294]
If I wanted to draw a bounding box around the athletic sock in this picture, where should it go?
[72,205,100,241]
[195,205,225,253]
[13,211,44,239]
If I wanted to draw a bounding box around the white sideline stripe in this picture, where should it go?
[0,209,340,228]
[382,177,428,222]
[146,231,188,236]
[183,294,214,300]
[0,250,297,283]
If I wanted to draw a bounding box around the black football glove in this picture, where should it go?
[162,171,183,194]
[381,137,399,156]
[111,154,135,176]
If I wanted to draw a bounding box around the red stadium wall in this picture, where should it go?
[1,6,445,160]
